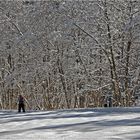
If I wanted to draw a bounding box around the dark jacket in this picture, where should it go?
[18,95,24,104]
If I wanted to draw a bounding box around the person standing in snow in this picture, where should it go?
[18,94,25,112]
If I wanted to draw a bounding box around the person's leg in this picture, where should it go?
[21,104,25,112]
[18,104,21,112]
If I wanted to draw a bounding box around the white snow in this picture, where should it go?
[0,107,140,140]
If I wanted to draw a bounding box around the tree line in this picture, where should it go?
[0,0,140,110]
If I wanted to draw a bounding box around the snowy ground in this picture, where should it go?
[0,107,140,140]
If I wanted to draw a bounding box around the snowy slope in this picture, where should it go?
[0,107,140,140]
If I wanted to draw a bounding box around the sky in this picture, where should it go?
[0,107,140,140]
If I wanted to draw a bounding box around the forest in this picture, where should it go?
[0,0,140,110]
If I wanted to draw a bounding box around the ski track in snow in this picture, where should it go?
[0,107,140,140]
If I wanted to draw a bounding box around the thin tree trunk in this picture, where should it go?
[57,58,70,108]
[104,0,121,106]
